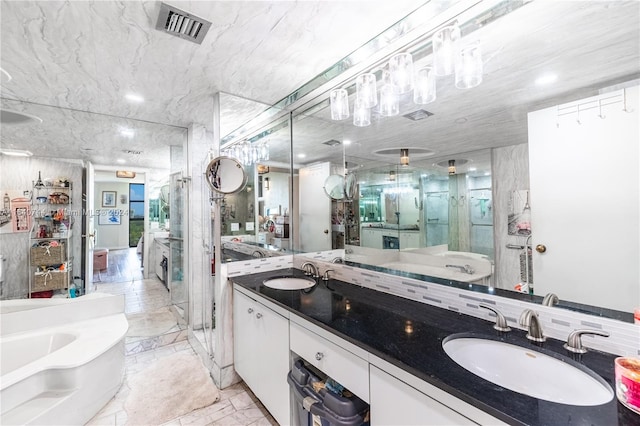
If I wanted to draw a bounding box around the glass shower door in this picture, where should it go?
[169,171,188,321]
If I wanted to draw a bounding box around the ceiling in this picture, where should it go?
[0,0,427,175]
[1,0,639,184]
[242,0,640,175]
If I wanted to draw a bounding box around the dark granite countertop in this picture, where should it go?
[231,268,637,426]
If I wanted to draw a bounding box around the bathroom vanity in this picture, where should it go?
[231,269,633,426]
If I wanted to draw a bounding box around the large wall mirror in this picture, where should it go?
[217,95,292,262]
[223,0,639,320]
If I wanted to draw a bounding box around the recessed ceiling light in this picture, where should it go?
[116,158,126,164]
[120,128,135,138]
[535,73,558,86]
[0,148,33,157]
[343,139,352,145]
[125,93,144,103]
[469,167,477,172]
[297,153,306,159]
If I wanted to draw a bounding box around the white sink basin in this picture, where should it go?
[443,336,613,406]
[263,277,316,290]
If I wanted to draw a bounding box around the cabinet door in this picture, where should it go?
[361,228,380,248]
[233,290,256,389]
[400,232,420,249]
[233,290,290,425]
[370,366,476,426]
[253,300,290,425]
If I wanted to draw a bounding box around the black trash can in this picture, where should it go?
[288,359,369,426]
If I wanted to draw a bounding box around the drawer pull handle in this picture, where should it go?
[247,308,254,314]
[256,313,263,319]
[315,352,324,361]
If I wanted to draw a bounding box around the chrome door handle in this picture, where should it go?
[247,308,254,314]
[256,313,263,319]
[315,352,324,361]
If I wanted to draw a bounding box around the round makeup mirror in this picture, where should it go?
[205,156,248,194]
[344,173,357,200]
[323,174,345,200]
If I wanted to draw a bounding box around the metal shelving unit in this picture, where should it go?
[28,179,73,297]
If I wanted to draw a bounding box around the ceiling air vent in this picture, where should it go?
[155,3,212,45]
[323,139,342,147]
[403,109,434,121]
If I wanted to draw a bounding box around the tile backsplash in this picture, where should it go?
[227,252,639,357]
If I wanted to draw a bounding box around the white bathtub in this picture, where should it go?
[0,293,128,425]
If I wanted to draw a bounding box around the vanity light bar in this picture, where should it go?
[156,3,212,45]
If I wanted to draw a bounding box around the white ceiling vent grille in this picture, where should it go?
[156,3,212,45]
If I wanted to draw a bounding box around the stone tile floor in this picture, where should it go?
[89,256,278,425]
[86,340,277,426]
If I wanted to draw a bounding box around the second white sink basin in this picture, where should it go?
[443,336,613,406]
[263,277,316,290]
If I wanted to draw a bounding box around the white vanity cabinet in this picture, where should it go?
[369,356,507,426]
[360,227,381,248]
[370,366,476,425]
[233,289,290,425]
[399,231,420,249]
[290,319,370,403]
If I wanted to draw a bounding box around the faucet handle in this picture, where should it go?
[479,304,511,332]
[519,309,546,342]
[322,269,334,281]
[542,293,559,306]
[564,329,610,354]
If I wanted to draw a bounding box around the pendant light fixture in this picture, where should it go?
[353,97,371,127]
[448,159,456,175]
[330,88,349,120]
[414,66,437,104]
[379,71,400,117]
[433,23,461,76]
[355,73,378,108]
[455,41,483,89]
[389,52,414,94]
[400,149,410,166]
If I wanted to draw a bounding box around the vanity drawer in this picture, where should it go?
[290,321,369,402]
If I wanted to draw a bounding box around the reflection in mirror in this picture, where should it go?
[205,156,248,194]
[323,175,345,200]
[278,0,639,321]
[345,150,494,284]
[218,111,292,262]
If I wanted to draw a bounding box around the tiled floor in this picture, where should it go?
[88,251,278,426]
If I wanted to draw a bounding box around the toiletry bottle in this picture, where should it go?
[69,283,76,298]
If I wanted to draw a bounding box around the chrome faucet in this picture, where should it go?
[479,304,511,332]
[519,309,546,342]
[301,261,319,278]
[331,257,344,264]
[542,293,559,307]
[564,329,610,354]
[445,264,475,274]
[322,269,334,281]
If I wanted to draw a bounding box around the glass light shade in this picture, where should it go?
[400,149,409,166]
[455,42,483,89]
[330,89,350,120]
[448,159,456,175]
[353,97,371,127]
[413,66,437,104]
[379,83,400,117]
[389,53,414,94]
[355,73,378,108]
[433,23,461,76]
